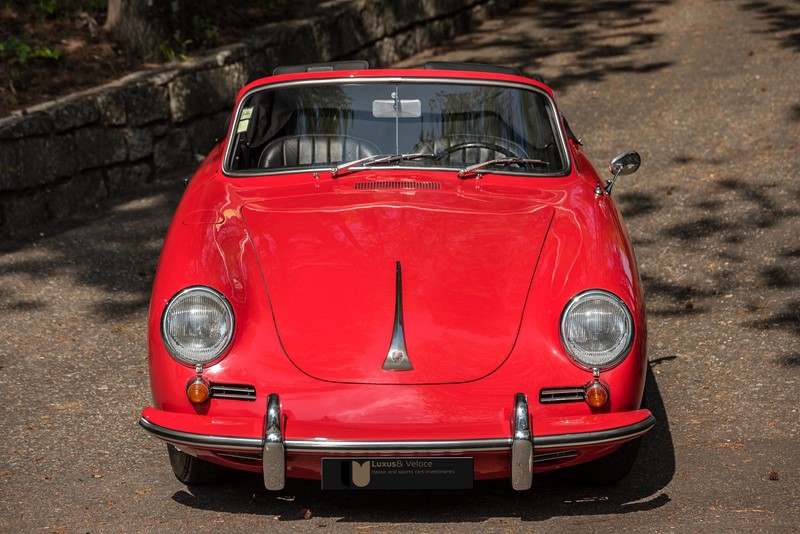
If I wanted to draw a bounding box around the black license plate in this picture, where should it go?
[321,457,473,490]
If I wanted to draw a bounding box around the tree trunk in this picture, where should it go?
[105,0,191,58]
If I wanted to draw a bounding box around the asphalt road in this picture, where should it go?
[1,0,798,531]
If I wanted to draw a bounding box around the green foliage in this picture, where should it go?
[1,36,61,90]
[192,15,219,48]
[37,0,58,16]
[1,37,62,66]
[146,38,192,62]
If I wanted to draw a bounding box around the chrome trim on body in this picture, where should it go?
[355,181,442,191]
[140,414,655,455]
[559,289,635,371]
[210,383,257,401]
[539,387,585,404]
[138,417,263,451]
[382,261,413,371]
[222,76,572,179]
[510,393,533,490]
[160,286,235,367]
[513,393,531,441]
[533,415,655,449]
[139,414,511,453]
[284,438,512,454]
[263,393,285,490]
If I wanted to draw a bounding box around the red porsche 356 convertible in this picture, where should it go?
[140,61,653,491]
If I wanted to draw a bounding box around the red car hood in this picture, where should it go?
[241,186,554,384]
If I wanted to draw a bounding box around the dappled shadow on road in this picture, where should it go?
[761,265,798,289]
[170,366,674,523]
[738,0,800,53]
[644,172,800,355]
[0,177,183,323]
[516,0,675,91]
[777,353,800,367]
[661,178,797,243]
[413,0,675,91]
[642,273,717,317]
[660,177,799,263]
[736,0,800,124]
[791,104,800,122]
[616,191,660,219]
[614,168,800,329]
[748,298,800,336]
[0,286,48,312]
[664,216,731,240]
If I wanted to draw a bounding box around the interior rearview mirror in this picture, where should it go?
[373,99,422,118]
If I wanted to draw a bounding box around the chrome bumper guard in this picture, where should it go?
[263,393,285,491]
[139,392,655,492]
[511,393,533,490]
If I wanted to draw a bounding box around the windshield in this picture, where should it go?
[224,80,568,176]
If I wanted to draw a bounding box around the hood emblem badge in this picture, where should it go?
[382,261,413,371]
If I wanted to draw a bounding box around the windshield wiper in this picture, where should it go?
[457,158,550,179]
[332,153,436,178]
[365,153,437,166]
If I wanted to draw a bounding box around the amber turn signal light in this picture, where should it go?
[584,380,609,408]
[186,377,210,404]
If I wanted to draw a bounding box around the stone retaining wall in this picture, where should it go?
[0,0,517,239]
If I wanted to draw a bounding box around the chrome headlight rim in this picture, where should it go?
[560,289,635,371]
[161,285,235,367]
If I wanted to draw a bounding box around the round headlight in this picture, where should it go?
[560,290,634,369]
[161,286,234,365]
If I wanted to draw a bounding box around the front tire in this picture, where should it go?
[167,444,227,484]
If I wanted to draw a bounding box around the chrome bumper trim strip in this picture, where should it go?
[139,414,655,458]
[138,417,263,451]
[533,415,656,449]
[283,438,512,454]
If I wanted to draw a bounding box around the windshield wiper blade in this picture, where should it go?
[332,154,388,178]
[332,153,437,178]
[364,153,437,166]
[457,158,550,178]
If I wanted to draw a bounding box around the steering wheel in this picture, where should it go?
[436,141,523,160]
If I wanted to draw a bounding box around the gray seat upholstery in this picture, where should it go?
[259,135,381,168]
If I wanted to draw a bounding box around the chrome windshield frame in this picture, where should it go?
[220,75,572,179]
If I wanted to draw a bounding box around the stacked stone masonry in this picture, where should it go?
[0,0,517,239]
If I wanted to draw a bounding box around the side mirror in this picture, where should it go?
[603,150,641,194]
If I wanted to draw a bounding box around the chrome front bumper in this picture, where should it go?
[139,392,655,491]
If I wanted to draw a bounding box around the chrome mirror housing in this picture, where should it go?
[602,150,641,195]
